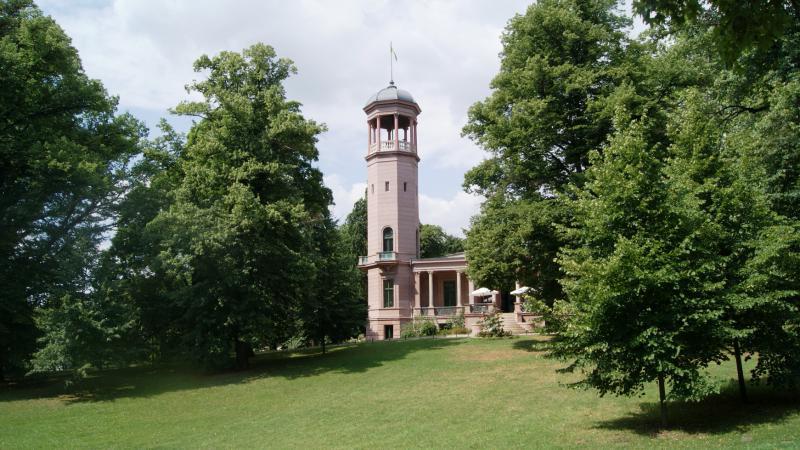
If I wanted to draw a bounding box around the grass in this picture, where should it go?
[1,336,799,448]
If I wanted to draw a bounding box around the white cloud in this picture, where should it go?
[38,0,533,236]
[420,191,484,237]
[324,174,367,222]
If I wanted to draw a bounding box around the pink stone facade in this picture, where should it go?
[358,83,525,340]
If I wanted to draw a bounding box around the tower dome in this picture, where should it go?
[365,82,416,106]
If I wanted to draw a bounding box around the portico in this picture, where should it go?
[411,253,499,320]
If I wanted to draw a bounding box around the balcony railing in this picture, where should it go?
[358,256,369,265]
[469,304,494,314]
[369,140,416,154]
[413,306,465,317]
[378,251,396,261]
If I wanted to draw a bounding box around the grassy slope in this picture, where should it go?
[1,337,798,448]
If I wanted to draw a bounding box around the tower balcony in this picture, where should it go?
[368,140,416,155]
[357,251,399,268]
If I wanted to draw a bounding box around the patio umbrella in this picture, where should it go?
[471,287,493,296]
[510,286,531,296]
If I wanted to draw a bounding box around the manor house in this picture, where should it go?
[357,82,534,340]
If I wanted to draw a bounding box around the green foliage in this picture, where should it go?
[477,311,510,338]
[555,116,731,401]
[466,197,565,302]
[419,224,464,258]
[633,0,799,63]
[439,313,469,335]
[737,223,800,388]
[522,296,574,334]
[341,196,367,258]
[0,0,144,379]
[446,312,465,329]
[116,43,353,369]
[400,318,438,338]
[461,0,667,306]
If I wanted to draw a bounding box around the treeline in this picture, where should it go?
[463,0,800,422]
[1,1,365,380]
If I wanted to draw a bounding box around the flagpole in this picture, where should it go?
[390,42,394,84]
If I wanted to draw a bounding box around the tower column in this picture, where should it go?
[376,115,381,150]
[456,270,463,307]
[428,270,434,311]
[394,113,399,150]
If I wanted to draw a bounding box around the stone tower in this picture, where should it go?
[359,82,421,340]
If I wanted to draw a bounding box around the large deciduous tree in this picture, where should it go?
[0,0,143,379]
[148,44,333,368]
[555,115,733,425]
[461,0,653,300]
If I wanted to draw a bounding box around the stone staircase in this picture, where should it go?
[500,312,527,335]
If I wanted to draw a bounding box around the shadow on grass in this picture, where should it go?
[596,381,800,436]
[511,335,556,353]
[0,337,462,405]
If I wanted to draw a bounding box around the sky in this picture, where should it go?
[36,0,637,236]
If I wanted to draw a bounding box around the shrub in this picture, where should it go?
[419,319,438,336]
[477,311,510,337]
[439,326,470,336]
[446,312,466,329]
[400,317,439,338]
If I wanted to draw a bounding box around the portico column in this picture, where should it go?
[468,279,475,312]
[414,272,421,313]
[427,270,434,311]
[456,271,463,308]
[394,114,399,150]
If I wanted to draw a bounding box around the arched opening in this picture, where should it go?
[383,227,394,252]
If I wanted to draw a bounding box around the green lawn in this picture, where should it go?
[1,337,798,448]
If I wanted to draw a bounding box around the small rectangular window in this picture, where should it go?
[383,279,394,308]
[385,181,390,191]
[403,182,407,192]
[384,325,394,340]
[371,184,374,194]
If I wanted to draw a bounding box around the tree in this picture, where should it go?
[301,219,366,353]
[419,224,464,258]
[461,0,654,304]
[341,196,367,259]
[148,43,332,369]
[465,197,563,299]
[633,0,800,63]
[556,115,733,426]
[0,0,144,379]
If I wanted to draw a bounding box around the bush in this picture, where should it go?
[446,312,466,329]
[477,311,510,338]
[400,318,439,338]
[438,326,470,336]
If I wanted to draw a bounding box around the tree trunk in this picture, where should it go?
[234,339,251,370]
[733,339,748,403]
[658,373,668,428]
[321,336,326,354]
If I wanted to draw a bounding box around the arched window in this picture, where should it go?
[383,227,394,252]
